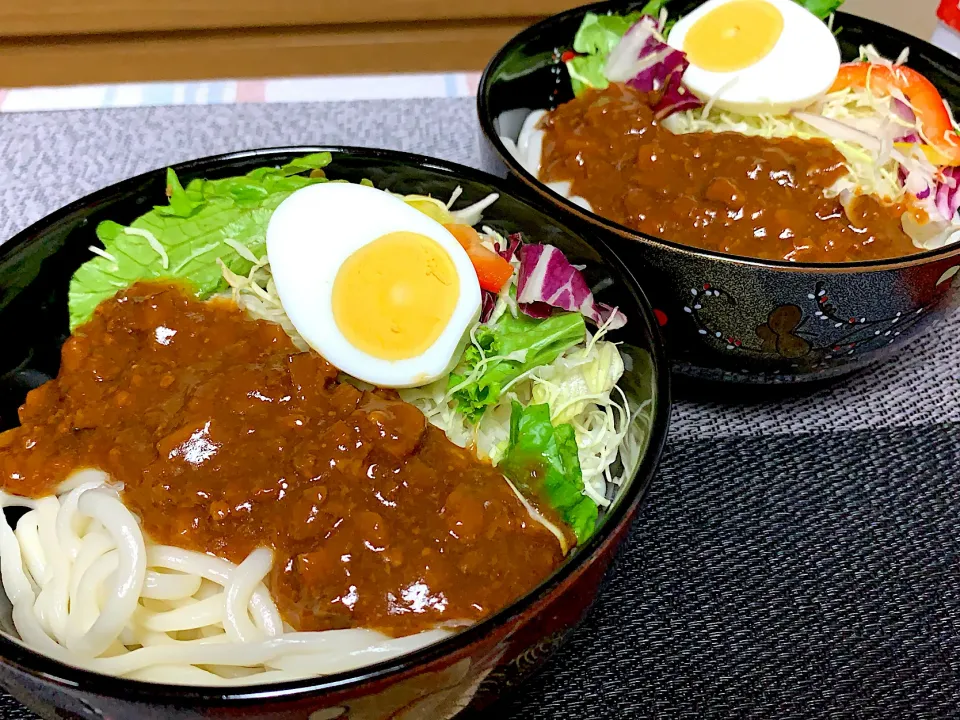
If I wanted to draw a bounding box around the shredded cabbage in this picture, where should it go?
[399,322,635,508]
[664,89,911,204]
[663,43,960,249]
[394,189,500,227]
[220,195,648,514]
[218,257,308,351]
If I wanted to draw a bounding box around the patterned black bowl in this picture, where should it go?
[478,0,960,384]
[0,147,671,719]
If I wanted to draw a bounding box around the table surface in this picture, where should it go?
[0,98,958,718]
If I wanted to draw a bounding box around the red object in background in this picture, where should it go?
[938,0,960,31]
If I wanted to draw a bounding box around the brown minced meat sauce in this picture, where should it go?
[539,84,921,263]
[0,283,564,636]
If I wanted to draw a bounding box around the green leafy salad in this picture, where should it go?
[564,0,844,96]
[69,154,334,330]
[68,155,652,551]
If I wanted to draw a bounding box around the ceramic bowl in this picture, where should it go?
[0,147,670,719]
[478,0,960,384]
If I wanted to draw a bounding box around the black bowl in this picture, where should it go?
[0,147,671,719]
[478,1,960,384]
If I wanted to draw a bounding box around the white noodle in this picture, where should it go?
[68,489,146,656]
[0,476,452,684]
[223,547,272,644]
[141,571,203,601]
[508,115,593,211]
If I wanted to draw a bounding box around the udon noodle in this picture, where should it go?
[0,277,575,685]
[503,110,597,214]
[0,470,450,685]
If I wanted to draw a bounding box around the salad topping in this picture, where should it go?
[66,155,647,550]
[505,0,960,260]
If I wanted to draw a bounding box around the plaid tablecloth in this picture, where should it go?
[0,98,958,718]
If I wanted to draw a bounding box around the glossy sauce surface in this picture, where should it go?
[539,85,920,262]
[0,283,563,635]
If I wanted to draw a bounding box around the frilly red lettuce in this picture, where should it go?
[900,165,960,250]
[934,166,960,221]
[901,164,960,221]
[564,11,700,119]
[497,233,523,261]
[518,301,554,319]
[652,77,703,120]
[479,292,498,324]
[517,244,627,329]
[603,17,702,119]
[900,165,931,200]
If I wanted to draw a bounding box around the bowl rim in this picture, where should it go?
[0,145,672,705]
[477,1,960,275]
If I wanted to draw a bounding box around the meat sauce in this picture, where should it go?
[0,283,563,635]
[539,84,921,263]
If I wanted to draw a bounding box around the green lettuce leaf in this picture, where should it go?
[566,55,609,96]
[448,311,586,423]
[564,0,840,94]
[161,167,202,217]
[501,401,598,544]
[67,153,332,330]
[572,11,642,56]
[638,0,670,17]
[794,0,844,19]
[566,11,642,96]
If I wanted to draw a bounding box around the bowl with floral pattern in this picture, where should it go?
[477,0,960,383]
[0,147,670,719]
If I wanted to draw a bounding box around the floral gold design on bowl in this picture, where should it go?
[757,306,811,359]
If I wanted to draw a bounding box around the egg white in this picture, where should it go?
[266,183,482,388]
[667,0,841,115]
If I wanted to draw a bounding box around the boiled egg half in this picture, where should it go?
[667,0,841,115]
[267,183,482,388]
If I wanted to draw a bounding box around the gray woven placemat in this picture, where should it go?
[2,99,959,441]
[0,99,958,718]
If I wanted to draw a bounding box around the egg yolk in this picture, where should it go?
[332,231,460,361]
[683,0,784,73]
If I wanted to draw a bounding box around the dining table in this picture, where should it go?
[0,79,957,718]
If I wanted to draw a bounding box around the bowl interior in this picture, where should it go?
[480,0,960,270]
[0,147,670,700]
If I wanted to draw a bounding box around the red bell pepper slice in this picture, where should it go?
[444,224,515,293]
[830,62,960,165]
